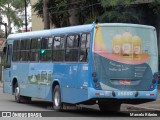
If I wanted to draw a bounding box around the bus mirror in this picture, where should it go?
[3,46,7,54]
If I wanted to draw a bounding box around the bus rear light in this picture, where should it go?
[153,73,158,79]
[95,92,100,96]
[152,79,156,84]
[92,72,97,77]
[146,94,155,96]
[93,78,98,83]
[150,94,154,96]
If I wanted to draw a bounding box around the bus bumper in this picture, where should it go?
[88,88,158,100]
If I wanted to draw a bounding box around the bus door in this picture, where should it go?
[3,44,12,94]
[37,65,53,99]
[28,64,52,99]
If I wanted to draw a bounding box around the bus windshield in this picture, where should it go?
[93,24,158,91]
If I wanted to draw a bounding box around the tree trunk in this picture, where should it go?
[43,0,50,29]
[67,0,80,26]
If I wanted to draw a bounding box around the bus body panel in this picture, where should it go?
[92,24,158,94]
[88,87,158,100]
[3,40,13,94]
[60,63,89,103]
[3,68,12,94]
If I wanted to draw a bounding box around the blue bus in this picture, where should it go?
[3,23,158,111]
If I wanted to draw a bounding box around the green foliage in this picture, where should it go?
[99,0,142,23]
[99,6,141,23]
[33,0,69,27]
[80,0,103,24]
[149,0,160,15]
[33,0,103,26]
[101,0,136,7]
[0,0,26,34]
[33,0,160,26]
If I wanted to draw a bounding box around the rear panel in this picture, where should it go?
[93,24,158,91]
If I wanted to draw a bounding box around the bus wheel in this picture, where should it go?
[98,103,121,111]
[53,85,62,111]
[14,82,21,103]
[14,83,31,103]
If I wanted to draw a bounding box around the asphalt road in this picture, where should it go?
[0,88,159,119]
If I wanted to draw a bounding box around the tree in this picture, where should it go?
[67,0,80,26]
[149,0,160,15]
[80,0,103,24]
[33,0,69,28]
[33,0,102,27]
[99,0,141,23]
[0,0,29,34]
[99,0,160,24]
[43,0,50,29]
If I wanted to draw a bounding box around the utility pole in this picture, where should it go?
[24,0,28,32]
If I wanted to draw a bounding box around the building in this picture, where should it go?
[30,0,44,31]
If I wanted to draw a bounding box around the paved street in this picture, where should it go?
[0,88,160,120]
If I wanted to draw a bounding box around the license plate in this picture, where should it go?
[120,80,131,85]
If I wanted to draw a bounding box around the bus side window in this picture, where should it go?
[41,37,53,61]
[12,40,20,62]
[30,38,41,61]
[4,44,12,68]
[25,39,31,61]
[20,40,26,61]
[19,39,30,61]
[53,36,65,61]
[80,33,90,62]
[65,34,79,62]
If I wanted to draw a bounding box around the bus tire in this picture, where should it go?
[14,82,31,103]
[14,82,21,103]
[53,85,63,111]
[98,103,121,111]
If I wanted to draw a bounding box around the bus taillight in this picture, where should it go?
[92,72,97,77]
[93,78,98,83]
[153,73,158,79]
[152,79,156,84]
[92,72,100,88]
[150,94,154,96]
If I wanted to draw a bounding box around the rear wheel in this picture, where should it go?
[15,83,20,102]
[14,82,31,103]
[98,102,121,111]
[53,85,63,111]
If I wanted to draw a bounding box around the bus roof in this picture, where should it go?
[7,24,94,40]
[98,23,155,30]
[7,23,155,40]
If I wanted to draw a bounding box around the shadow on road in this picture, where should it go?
[9,99,129,117]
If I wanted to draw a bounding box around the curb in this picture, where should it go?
[127,105,160,111]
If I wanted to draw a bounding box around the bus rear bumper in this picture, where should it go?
[88,88,158,100]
